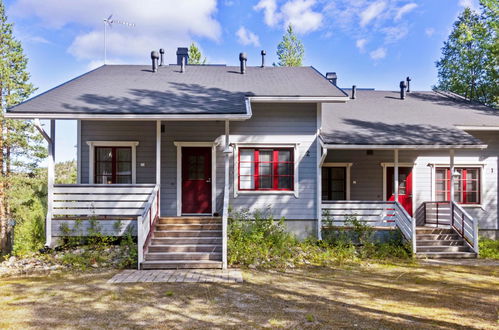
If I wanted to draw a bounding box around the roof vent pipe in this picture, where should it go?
[326,72,337,86]
[239,52,247,74]
[351,85,357,99]
[260,50,266,67]
[159,48,165,66]
[406,76,411,93]
[400,81,407,99]
[181,56,185,73]
[151,51,159,72]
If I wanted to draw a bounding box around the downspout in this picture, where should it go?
[35,119,55,247]
[222,120,231,269]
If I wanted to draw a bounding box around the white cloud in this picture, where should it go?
[236,26,260,47]
[360,1,387,27]
[382,25,408,43]
[10,0,221,63]
[254,0,323,34]
[394,3,417,21]
[425,28,435,37]
[370,47,386,60]
[356,38,367,52]
[458,0,479,10]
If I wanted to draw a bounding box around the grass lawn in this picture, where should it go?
[0,262,498,329]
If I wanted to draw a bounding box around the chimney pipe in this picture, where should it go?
[239,52,247,74]
[260,50,266,67]
[406,76,411,93]
[159,48,165,66]
[326,72,337,86]
[151,51,159,72]
[400,81,407,99]
[351,85,357,99]
[181,56,185,73]
[176,47,189,65]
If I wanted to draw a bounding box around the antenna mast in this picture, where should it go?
[103,15,135,64]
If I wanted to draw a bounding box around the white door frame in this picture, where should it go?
[174,142,217,216]
[381,162,415,213]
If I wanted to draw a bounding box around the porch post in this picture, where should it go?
[46,120,55,247]
[156,120,161,215]
[394,149,399,203]
[449,149,455,202]
[222,120,230,269]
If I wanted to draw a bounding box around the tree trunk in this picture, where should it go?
[0,115,6,255]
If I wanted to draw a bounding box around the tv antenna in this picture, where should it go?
[103,15,135,64]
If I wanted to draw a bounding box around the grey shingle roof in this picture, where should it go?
[8,64,346,115]
[321,90,499,146]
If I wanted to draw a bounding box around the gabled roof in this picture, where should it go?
[7,64,347,119]
[321,90,499,148]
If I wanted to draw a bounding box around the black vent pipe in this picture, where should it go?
[239,52,247,74]
[400,81,407,99]
[151,51,159,72]
[261,50,266,67]
[159,48,165,66]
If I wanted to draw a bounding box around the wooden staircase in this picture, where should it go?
[141,217,223,269]
[415,227,477,259]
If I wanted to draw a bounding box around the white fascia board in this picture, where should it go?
[248,96,349,103]
[455,125,499,131]
[4,112,252,121]
[323,144,488,150]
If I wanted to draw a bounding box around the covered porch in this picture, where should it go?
[318,144,482,257]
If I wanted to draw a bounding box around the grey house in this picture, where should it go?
[6,49,499,269]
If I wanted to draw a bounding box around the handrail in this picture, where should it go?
[393,201,416,253]
[451,201,479,254]
[137,184,160,268]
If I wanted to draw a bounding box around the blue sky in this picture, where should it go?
[5,0,480,163]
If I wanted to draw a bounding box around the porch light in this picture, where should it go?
[223,147,232,154]
[452,169,461,177]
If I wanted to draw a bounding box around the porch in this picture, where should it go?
[319,146,481,258]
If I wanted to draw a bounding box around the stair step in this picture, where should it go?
[151,237,222,245]
[154,230,222,238]
[416,245,471,253]
[416,234,460,240]
[156,223,222,231]
[158,217,221,224]
[148,244,222,253]
[145,252,222,261]
[141,260,223,270]
[416,252,477,259]
[416,240,465,246]
[416,228,454,234]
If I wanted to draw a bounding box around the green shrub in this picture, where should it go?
[479,237,499,259]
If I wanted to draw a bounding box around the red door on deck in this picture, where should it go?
[182,147,212,214]
[386,167,413,216]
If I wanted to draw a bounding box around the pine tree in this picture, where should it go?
[436,6,497,107]
[276,25,304,67]
[188,42,206,64]
[0,1,41,254]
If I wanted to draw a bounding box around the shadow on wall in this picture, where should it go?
[63,82,254,114]
[321,119,484,145]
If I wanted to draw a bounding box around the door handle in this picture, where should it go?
[206,178,211,183]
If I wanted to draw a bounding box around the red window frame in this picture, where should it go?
[435,167,481,205]
[238,148,294,191]
[94,146,132,184]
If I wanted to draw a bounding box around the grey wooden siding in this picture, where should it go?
[52,220,136,237]
[80,102,319,222]
[324,131,498,230]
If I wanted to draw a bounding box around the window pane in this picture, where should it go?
[116,148,131,161]
[435,192,446,201]
[278,176,292,189]
[96,175,113,184]
[240,176,255,189]
[96,148,112,161]
[466,192,478,203]
[331,168,345,180]
[277,163,292,175]
[466,181,478,192]
[116,176,132,184]
[96,162,112,176]
[278,150,291,162]
[239,150,255,189]
[259,176,272,189]
[467,169,478,180]
[435,169,446,180]
[259,150,273,162]
[259,162,272,176]
[117,162,131,176]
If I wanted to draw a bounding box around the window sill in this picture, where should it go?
[236,190,298,197]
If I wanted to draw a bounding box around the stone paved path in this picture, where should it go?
[107,269,243,284]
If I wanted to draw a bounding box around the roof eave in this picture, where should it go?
[321,143,488,150]
[249,96,349,103]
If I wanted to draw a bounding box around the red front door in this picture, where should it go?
[387,167,413,215]
[182,147,212,214]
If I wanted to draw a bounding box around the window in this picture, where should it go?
[94,147,132,184]
[435,168,480,204]
[322,167,346,200]
[238,148,294,191]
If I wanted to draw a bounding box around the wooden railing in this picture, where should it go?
[420,201,479,254]
[321,201,416,250]
[137,185,160,267]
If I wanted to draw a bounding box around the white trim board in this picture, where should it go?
[86,141,139,184]
[174,142,217,216]
[233,142,300,198]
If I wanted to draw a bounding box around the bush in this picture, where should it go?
[479,237,499,259]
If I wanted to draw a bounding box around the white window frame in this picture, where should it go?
[233,143,300,198]
[174,141,217,216]
[322,162,352,200]
[429,163,484,208]
[87,141,139,184]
